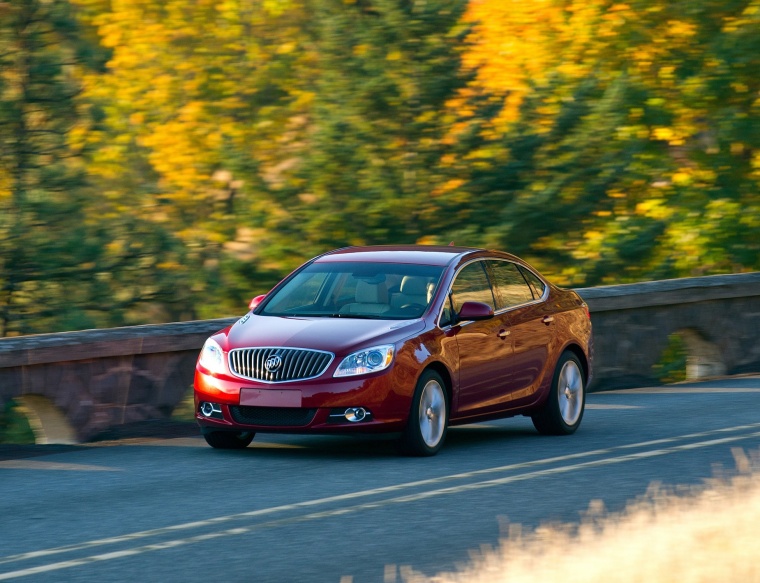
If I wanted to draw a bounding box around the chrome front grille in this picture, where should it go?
[228,347,334,383]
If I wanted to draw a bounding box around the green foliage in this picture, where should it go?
[0,0,208,335]
[0,0,91,334]
[282,0,472,250]
[653,333,688,384]
[170,387,196,422]
[0,400,36,444]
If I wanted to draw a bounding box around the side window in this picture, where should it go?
[489,261,534,309]
[450,261,495,313]
[519,267,547,300]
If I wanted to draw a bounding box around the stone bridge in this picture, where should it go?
[1,272,759,443]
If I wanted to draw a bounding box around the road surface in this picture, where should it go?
[1,375,759,582]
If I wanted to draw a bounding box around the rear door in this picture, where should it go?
[489,261,554,403]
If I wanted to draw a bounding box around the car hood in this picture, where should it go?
[221,314,426,355]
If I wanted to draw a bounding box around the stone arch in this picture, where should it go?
[15,394,77,445]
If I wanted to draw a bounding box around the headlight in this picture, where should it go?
[199,338,225,374]
[334,345,394,377]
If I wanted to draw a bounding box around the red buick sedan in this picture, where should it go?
[194,245,592,456]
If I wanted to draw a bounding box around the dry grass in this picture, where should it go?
[399,448,760,583]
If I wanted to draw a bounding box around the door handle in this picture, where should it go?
[542,316,554,325]
[497,329,511,339]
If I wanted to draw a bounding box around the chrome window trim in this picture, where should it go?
[436,257,550,329]
[228,346,335,384]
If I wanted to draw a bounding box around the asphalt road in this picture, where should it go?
[1,375,759,583]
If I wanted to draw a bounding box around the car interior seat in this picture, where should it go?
[340,280,390,315]
[390,276,429,309]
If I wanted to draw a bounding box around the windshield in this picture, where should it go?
[260,261,445,320]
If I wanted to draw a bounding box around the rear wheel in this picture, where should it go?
[532,352,585,435]
[399,370,448,456]
[203,430,255,449]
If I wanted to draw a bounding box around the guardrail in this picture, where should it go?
[2,272,759,443]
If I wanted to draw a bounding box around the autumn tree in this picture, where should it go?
[455,0,760,285]
[263,0,473,254]
[73,0,319,313]
[0,0,103,335]
[0,0,201,335]
[75,0,479,307]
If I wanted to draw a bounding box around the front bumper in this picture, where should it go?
[193,367,411,434]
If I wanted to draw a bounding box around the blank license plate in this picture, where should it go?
[239,388,302,408]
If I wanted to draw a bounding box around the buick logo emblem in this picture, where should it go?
[264,355,283,373]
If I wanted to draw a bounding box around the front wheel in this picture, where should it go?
[532,352,585,435]
[203,430,255,449]
[399,370,449,456]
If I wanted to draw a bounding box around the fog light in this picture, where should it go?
[327,407,372,423]
[200,402,223,419]
[344,407,367,422]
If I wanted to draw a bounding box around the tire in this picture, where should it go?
[203,430,255,449]
[531,351,585,435]
[399,370,449,456]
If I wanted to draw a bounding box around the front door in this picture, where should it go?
[450,260,514,416]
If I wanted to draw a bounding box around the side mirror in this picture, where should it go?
[248,294,267,311]
[457,301,494,322]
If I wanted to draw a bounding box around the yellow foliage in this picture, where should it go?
[636,198,673,220]
[666,20,697,37]
[416,235,440,246]
[584,230,603,241]
[69,0,314,249]
[432,178,465,197]
[0,173,11,201]
[461,0,606,129]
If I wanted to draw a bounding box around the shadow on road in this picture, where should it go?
[199,423,539,460]
[0,420,541,461]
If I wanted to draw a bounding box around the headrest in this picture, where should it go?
[355,280,388,303]
[399,276,427,296]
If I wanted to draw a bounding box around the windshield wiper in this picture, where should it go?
[326,313,385,319]
[270,312,387,320]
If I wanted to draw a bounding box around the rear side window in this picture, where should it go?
[519,267,547,300]
[450,261,495,313]
[488,261,534,309]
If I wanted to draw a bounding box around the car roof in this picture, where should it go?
[314,245,482,266]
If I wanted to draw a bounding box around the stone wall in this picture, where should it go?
[0,319,235,442]
[576,272,760,390]
[1,272,759,443]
